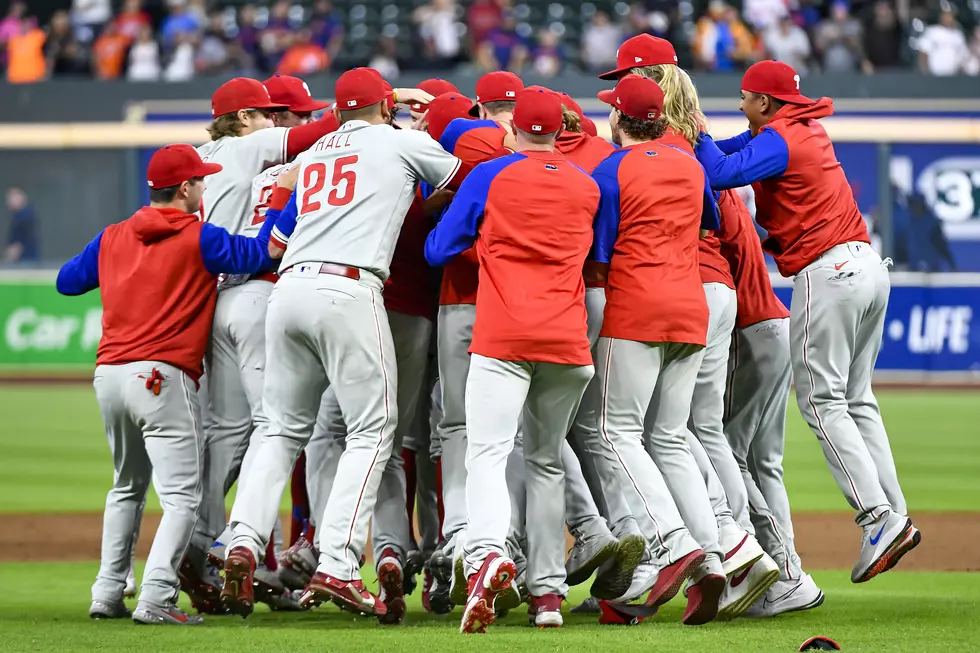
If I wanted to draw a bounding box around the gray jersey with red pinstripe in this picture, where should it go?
[274,120,460,281]
[247,163,290,238]
[197,127,290,235]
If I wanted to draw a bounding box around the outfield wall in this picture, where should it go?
[1,270,977,385]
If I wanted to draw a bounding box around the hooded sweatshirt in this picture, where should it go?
[696,98,869,277]
[555,130,614,174]
[57,206,277,380]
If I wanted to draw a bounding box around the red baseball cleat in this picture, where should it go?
[299,572,388,617]
[459,553,517,634]
[221,547,257,618]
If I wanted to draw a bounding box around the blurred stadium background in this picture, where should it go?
[0,0,978,383]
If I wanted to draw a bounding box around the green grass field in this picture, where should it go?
[0,385,978,652]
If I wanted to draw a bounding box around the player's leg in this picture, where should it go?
[689,283,751,530]
[459,354,528,634]
[413,371,441,558]
[562,440,619,587]
[90,366,151,619]
[372,310,432,622]
[523,362,593,624]
[132,363,206,625]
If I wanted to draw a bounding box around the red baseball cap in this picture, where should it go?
[513,87,563,135]
[382,80,397,110]
[211,77,288,118]
[581,116,598,137]
[598,34,678,80]
[334,68,392,110]
[263,74,330,113]
[741,60,814,105]
[146,144,222,189]
[597,74,665,121]
[412,78,460,112]
[469,71,524,116]
[426,92,474,141]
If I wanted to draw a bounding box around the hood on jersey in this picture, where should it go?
[132,207,200,244]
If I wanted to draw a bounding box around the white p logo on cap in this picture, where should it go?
[303,81,312,97]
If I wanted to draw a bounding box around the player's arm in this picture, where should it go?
[586,154,626,284]
[404,129,474,192]
[424,167,490,267]
[695,130,789,190]
[284,111,340,159]
[56,231,103,296]
[700,169,722,232]
[199,209,278,275]
[712,129,753,154]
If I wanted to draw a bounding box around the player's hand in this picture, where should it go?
[394,88,435,106]
[277,164,300,191]
[423,189,455,216]
[412,109,429,132]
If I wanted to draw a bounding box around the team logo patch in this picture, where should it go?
[647,112,657,119]
[347,99,357,107]
[505,91,516,97]
[634,56,643,63]
[545,164,558,170]
[645,150,658,156]
[532,124,542,132]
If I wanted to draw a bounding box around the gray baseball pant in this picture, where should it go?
[402,362,441,554]
[91,362,204,609]
[790,242,906,528]
[462,353,593,597]
[595,337,719,567]
[229,269,396,581]
[305,387,346,539]
[725,317,803,580]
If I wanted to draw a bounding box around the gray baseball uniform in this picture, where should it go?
[790,242,907,526]
[725,316,803,580]
[402,346,442,556]
[227,120,462,581]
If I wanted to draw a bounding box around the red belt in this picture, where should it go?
[251,272,280,283]
[282,262,360,280]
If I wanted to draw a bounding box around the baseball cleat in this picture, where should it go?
[253,565,304,611]
[719,524,766,578]
[132,603,203,625]
[644,549,705,608]
[682,572,726,626]
[717,552,780,620]
[590,534,645,600]
[89,599,131,619]
[450,555,468,607]
[613,558,660,603]
[299,572,388,617]
[376,548,407,625]
[851,512,914,583]
[124,567,137,599]
[279,536,319,591]
[178,556,227,615]
[565,532,620,587]
[530,593,563,628]
[745,573,825,618]
[221,546,257,618]
[459,553,517,634]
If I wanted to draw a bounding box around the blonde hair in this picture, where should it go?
[630,64,707,147]
[561,105,581,133]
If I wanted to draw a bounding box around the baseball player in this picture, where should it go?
[425,88,598,633]
[426,71,523,601]
[590,75,725,626]
[696,60,920,584]
[57,144,278,625]
[219,68,469,619]
[716,189,825,616]
[408,78,461,123]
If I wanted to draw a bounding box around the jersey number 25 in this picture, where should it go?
[300,156,359,213]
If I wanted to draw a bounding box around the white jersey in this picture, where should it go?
[278,120,461,280]
[197,127,290,235]
[247,163,290,237]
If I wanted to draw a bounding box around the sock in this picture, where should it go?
[403,447,418,545]
[289,452,309,547]
[264,538,278,572]
[435,456,445,536]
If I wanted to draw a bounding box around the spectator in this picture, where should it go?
[113,0,151,43]
[742,0,788,31]
[791,0,823,32]
[4,187,39,263]
[862,0,904,72]
[0,2,28,59]
[277,29,330,75]
[694,1,756,71]
[476,12,528,72]
[917,10,968,76]
[45,10,90,76]
[92,23,130,79]
[261,0,294,73]
[414,0,461,68]
[237,5,263,67]
[126,24,160,81]
[159,1,201,51]
[5,16,45,83]
[625,4,655,39]
[309,0,344,64]
[196,11,231,76]
[964,26,980,75]
[70,0,111,43]
[467,0,503,55]
[763,14,811,73]
[164,31,196,81]
[531,27,563,77]
[581,10,622,73]
[814,0,863,72]
[368,34,401,79]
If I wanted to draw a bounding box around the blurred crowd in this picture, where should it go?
[2,0,980,83]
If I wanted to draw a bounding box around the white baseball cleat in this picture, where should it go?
[132,603,204,625]
[852,511,919,583]
[719,523,765,578]
[744,573,825,618]
[717,553,780,620]
[90,599,131,619]
[613,559,660,603]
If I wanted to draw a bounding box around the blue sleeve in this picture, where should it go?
[56,230,103,296]
[199,220,275,276]
[438,119,497,158]
[589,151,627,264]
[712,130,753,154]
[700,167,721,231]
[419,181,434,201]
[695,130,789,190]
[424,167,491,267]
[270,190,298,244]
